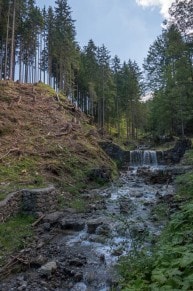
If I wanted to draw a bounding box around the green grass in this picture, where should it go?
[0,214,35,266]
[0,156,45,201]
[181,148,193,165]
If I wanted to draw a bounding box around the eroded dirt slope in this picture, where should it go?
[0,81,116,200]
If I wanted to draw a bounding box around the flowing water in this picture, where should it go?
[130,150,158,167]
[59,165,174,290]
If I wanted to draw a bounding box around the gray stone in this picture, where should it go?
[96,223,111,236]
[39,261,57,277]
[87,218,104,234]
[70,282,87,291]
[44,211,63,225]
[60,218,85,231]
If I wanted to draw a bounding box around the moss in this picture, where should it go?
[181,149,193,165]
[176,171,193,199]
[36,82,56,96]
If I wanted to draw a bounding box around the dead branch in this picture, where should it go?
[0,148,19,161]
[55,132,69,137]
[17,95,22,105]
[32,214,45,227]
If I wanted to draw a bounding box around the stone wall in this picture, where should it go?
[158,139,192,165]
[0,191,22,223]
[0,186,59,223]
[99,141,130,168]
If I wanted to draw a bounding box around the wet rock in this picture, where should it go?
[151,215,158,222]
[43,222,51,231]
[130,191,143,198]
[39,261,57,277]
[87,218,104,234]
[74,272,83,282]
[17,282,27,291]
[88,234,106,244]
[112,248,123,256]
[96,223,111,236]
[143,201,154,206]
[130,223,147,236]
[71,282,87,291]
[119,197,136,214]
[69,257,86,267]
[60,218,85,231]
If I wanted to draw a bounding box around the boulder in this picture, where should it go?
[39,261,57,277]
[87,218,104,234]
[60,218,85,231]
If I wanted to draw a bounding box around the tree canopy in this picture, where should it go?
[0,0,193,139]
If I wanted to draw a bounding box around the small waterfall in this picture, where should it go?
[130,150,158,167]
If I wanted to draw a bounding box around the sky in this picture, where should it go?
[36,0,175,68]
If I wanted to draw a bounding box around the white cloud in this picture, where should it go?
[136,0,174,18]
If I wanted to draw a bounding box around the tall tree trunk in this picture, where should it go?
[5,2,11,79]
[10,0,16,80]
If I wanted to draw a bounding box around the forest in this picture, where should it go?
[0,0,193,140]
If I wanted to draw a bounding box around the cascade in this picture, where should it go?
[130,150,158,167]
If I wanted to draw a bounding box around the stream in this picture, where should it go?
[0,161,176,291]
[60,166,174,290]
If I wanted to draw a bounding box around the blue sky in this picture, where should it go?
[36,0,174,67]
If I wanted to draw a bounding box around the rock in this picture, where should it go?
[31,255,47,268]
[36,240,44,249]
[88,235,106,244]
[99,141,130,168]
[39,261,57,277]
[88,166,112,183]
[74,272,83,282]
[130,191,143,198]
[119,197,135,214]
[44,211,63,225]
[70,282,87,291]
[160,138,192,165]
[69,257,86,267]
[96,224,111,236]
[60,218,85,231]
[17,283,27,291]
[112,249,123,256]
[87,218,104,234]
[43,222,51,231]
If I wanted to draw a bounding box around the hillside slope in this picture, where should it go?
[0,81,116,201]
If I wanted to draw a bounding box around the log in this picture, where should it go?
[32,214,45,227]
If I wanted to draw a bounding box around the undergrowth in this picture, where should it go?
[0,156,45,201]
[0,214,35,266]
[119,149,193,290]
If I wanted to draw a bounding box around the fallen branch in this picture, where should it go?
[32,214,45,227]
[17,95,22,105]
[0,148,19,161]
[0,253,28,278]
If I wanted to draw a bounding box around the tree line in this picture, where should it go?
[0,0,193,139]
[144,0,193,138]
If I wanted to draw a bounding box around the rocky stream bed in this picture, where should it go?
[0,165,180,291]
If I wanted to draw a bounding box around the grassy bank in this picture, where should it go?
[119,149,193,290]
[0,214,35,266]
